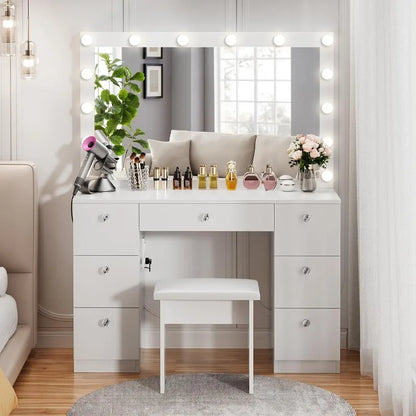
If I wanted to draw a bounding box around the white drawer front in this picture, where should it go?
[275,204,340,255]
[73,204,139,255]
[274,309,340,361]
[140,203,274,231]
[275,257,340,308]
[74,308,139,360]
[74,256,140,307]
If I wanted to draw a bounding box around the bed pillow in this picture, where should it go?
[0,368,18,415]
[148,139,191,176]
[0,267,7,297]
[252,135,298,177]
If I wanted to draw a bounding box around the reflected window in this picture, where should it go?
[216,47,291,135]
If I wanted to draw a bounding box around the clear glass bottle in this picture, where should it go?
[225,160,238,191]
[153,166,160,190]
[173,166,182,190]
[262,164,277,191]
[184,166,193,190]
[243,165,261,189]
[209,165,218,189]
[198,165,207,189]
[160,167,168,190]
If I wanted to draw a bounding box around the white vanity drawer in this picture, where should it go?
[73,204,139,255]
[275,203,340,255]
[74,308,139,360]
[274,308,340,361]
[274,257,340,308]
[74,256,140,307]
[140,203,274,231]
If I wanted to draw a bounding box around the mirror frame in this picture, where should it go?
[77,32,335,183]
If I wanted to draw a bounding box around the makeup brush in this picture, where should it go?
[139,152,146,169]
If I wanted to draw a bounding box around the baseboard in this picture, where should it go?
[36,328,349,350]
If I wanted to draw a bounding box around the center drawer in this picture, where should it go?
[140,203,274,231]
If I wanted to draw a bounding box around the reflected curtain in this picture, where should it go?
[351,0,416,415]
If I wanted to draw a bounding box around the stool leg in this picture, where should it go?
[160,301,165,394]
[249,300,254,394]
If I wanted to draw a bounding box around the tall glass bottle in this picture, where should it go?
[198,165,207,189]
[225,160,238,190]
[243,164,261,189]
[209,165,218,189]
[262,164,277,191]
[184,166,193,190]
[173,166,182,190]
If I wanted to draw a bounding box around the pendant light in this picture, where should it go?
[0,0,16,55]
[21,0,37,79]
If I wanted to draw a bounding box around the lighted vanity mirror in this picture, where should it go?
[78,32,334,173]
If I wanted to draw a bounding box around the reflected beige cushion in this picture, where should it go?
[252,135,298,177]
[0,368,18,415]
[148,139,191,176]
[170,130,256,177]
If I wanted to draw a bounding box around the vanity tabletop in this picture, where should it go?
[74,178,340,204]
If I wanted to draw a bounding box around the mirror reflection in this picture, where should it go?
[95,46,320,142]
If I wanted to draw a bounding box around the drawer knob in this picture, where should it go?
[302,214,311,223]
[98,318,110,327]
[101,213,110,222]
[302,319,311,327]
[202,213,210,222]
[100,266,110,275]
[302,266,311,276]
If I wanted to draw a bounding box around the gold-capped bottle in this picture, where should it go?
[184,166,193,190]
[173,166,182,190]
[225,160,237,190]
[153,166,160,190]
[209,165,218,189]
[160,167,168,190]
[198,165,207,189]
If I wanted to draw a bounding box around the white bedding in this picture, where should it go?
[0,294,18,354]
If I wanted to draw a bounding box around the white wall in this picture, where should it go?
[0,0,356,348]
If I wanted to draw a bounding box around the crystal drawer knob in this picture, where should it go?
[101,213,110,222]
[302,266,311,276]
[100,266,110,275]
[98,318,110,327]
[302,214,311,223]
[202,213,209,222]
[302,319,311,327]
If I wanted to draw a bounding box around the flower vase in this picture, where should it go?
[300,167,316,192]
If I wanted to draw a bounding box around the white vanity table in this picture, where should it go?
[73,179,340,374]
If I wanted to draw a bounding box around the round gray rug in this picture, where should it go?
[68,373,356,416]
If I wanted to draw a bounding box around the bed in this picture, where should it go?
[0,162,38,385]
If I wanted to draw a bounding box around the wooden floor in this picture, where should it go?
[11,348,380,415]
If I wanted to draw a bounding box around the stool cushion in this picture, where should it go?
[153,278,260,301]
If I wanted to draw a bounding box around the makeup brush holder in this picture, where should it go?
[128,165,149,190]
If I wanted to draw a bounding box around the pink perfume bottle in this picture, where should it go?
[262,165,277,191]
[243,165,261,189]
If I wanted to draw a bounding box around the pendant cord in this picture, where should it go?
[27,0,30,44]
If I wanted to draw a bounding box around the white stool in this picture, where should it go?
[153,278,260,394]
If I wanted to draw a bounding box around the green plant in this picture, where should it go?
[94,53,148,156]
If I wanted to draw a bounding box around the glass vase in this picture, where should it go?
[300,167,316,192]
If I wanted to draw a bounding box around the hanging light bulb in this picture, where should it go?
[21,0,37,79]
[1,0,16,56]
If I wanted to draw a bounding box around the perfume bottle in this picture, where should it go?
[184,166,193,190]
[173,166,182,190]
[243,165,261,189]
[160,167,168,190]
[225,160,238,190]
[198,165,207,189]
[262,164,277,191]
[209,165,218,189]
[153,166,160,190]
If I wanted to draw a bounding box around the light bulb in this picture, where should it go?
[0,0,17,56]
[321,34,334,47]
[323,136,333,147]
[80,68,93,80]
[128,34,140,46]
[81,102,93,114]
[225,34,237,47]
[80,34,93,47]
[321,170,333,182]
[2,18,14,28]
[21,41,37,79]
[321,68,334,80]
[273,34,285,46]
[176,34,189,46]
[321,103,333,114]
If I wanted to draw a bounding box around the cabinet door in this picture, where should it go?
[73,204,139,255]
[275,203,340,255]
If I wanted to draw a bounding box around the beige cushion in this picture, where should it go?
[148,139,191,176]
[0,368,18,414]
[170,130,256,177]
[252,135,298,177]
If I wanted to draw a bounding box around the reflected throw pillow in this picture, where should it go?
[148,139,191,176]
